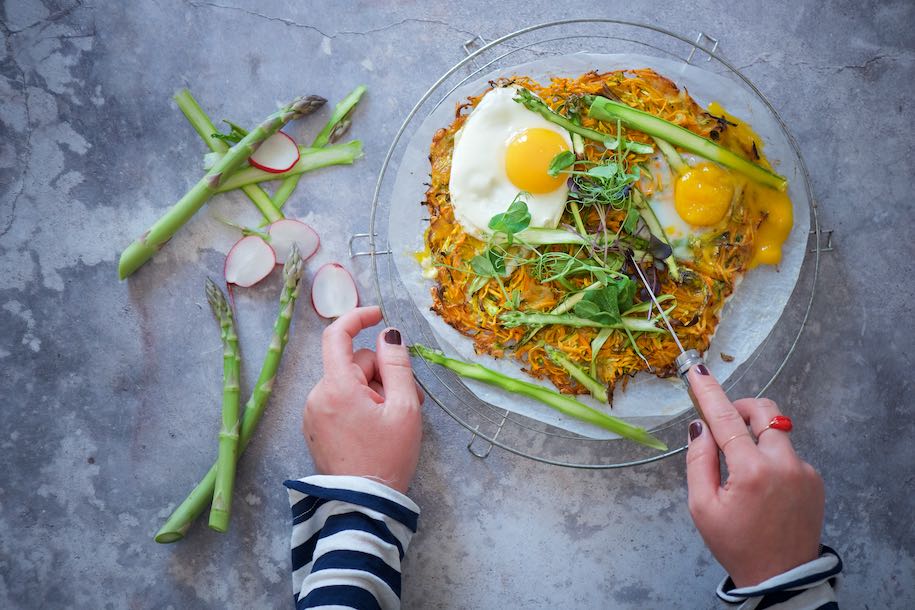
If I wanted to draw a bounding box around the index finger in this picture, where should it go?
[321,306,383,379]
[687,365,757,461]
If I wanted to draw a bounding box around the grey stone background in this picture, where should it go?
[1,0,913,608]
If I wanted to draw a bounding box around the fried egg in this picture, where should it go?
[644,154,737,260]
[449,86,572,238]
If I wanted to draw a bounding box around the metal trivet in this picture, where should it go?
[351,20,833,468]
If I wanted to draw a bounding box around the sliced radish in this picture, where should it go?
[249,132,299,173]
[267,219,320,264]
[224,235,276,287]
[312,263,359,318]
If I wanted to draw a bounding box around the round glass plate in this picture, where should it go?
[367,19,821,468]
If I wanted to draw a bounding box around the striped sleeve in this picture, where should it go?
[283,475,420,610]
[717,545,843,609]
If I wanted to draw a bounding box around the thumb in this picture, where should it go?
[685,420,720,520]
[375,327,420,411]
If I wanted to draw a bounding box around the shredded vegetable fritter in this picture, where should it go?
[422,69,770,402]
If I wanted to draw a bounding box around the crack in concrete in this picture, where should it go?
[3,0,86,35]
[736,52,906,74]
[0,30,32,240]
[184,0,479,41]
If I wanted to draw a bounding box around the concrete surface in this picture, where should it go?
[2,1,913,608]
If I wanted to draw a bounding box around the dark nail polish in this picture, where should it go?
[689,421,703,441]
[384,329,402,345]
[695,364,709,376]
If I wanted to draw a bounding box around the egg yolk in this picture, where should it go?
[674,162,734,226]
[747,184,793,267]
[505,128,569,194]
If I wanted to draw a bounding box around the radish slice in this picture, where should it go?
[312,263,359,318]
[267,219,320,264]
[248,132,299,173]
[224,235,276,287]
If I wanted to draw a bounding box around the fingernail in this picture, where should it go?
[695,364,709,376]
[688,420,703,441]
[384,329,402,345]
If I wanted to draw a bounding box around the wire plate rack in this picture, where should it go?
[353,20,829,468]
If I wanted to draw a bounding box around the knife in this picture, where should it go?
[629,255,707,420]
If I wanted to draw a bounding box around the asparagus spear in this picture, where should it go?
[500,311,667,333]
[544,344,608,403]
[205,279,242,533]
[588,96,787,190]
[173,89,284,223]
[513,88,654,154]
[410,344,666,451]
[214,141,363,192]
[272,85,367,209]
[118,96,325,279]
[155,248,305,543]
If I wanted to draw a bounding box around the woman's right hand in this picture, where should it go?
[302,306,424,494]
[685,365,825,588]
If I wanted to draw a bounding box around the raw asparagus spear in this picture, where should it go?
[205,279,242,533]
[410,344,667,451]
[214,141,363,192]
[272,85,367,209]
[118,96,325,279]
[155,248,305,543]
[174,89,284,223]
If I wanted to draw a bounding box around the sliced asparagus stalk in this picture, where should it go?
[501,311,667,333]
[514,88,654,155]
[410,344,666,451]
[118,96,325,279]
[545,344,608,403]
[273,85,367,209]
[155,248,305,543]
[638,203,681,282]
[173,89,285,223]
[518,281,601,347]
[652,136,687,174]
[213,141,362,192]
[205,280,241,533]
[588,96,786,190]
[590,328,614,379]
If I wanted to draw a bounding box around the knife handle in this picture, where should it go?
[675,349,707,421]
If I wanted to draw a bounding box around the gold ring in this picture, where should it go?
[719,432,753,450]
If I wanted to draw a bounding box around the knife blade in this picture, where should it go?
[629,255,707,419]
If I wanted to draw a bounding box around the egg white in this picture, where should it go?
[645,154,723,260]
[449,86,572,239]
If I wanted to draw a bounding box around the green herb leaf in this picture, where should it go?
[623,207,640,233]
[470,248,507,278]
[488,197,532,238]
[571,276,637,326]
[548,150,577,177]
[586,163,620,179]
[470,254,496,277]
[615,276,636,312]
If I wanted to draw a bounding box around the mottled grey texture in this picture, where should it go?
[1,0,913,608]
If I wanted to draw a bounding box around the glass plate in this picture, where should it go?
[366,20,822,468]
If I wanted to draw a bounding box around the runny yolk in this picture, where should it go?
[746,183,793,267]
[505,127,569,194]
[674,162,734,226]
[707,102,794,267]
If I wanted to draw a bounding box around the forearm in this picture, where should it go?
[284,475,420,610]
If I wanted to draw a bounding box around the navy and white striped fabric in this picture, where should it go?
[284,475,420,610]
[717,545,842,609]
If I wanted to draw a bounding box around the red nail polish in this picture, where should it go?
[689,420,703,441]
[384,329,402,345]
